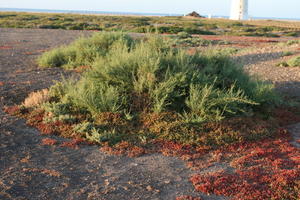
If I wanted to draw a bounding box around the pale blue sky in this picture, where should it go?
[1,0,299,19]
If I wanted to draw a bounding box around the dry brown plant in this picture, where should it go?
[23,89,50,108]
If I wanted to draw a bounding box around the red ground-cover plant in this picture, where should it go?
[36,121,63,135]
[41,138,57,146]
[0,45,12,49]
[4,105,21,115]
[100,141,145,158]
[4,102,300,199]
[3,105,29,116]
[176,195,202,200]
[60,138,88,149]
[190,130,300,200]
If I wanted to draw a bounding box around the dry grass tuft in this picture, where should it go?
[23,89,50,108]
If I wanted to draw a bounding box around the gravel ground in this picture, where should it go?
[235,41,300,97]
[0,28,299,200]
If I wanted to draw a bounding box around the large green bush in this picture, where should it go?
[44,32,278,117]
[37,32,279,144]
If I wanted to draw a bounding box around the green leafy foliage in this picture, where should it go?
[35,32,279,145]
[287,56,300,67]
[277,56,300,67]
[38,32,133,69]
[185,83,257,122]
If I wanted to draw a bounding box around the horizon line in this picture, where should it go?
[1,7,300,20]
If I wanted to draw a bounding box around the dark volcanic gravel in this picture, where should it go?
[0,28,226,200]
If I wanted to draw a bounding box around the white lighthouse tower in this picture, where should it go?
[230,0,248,20]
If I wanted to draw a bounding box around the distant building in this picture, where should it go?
[186,11,205,18]
[230,0,248,20]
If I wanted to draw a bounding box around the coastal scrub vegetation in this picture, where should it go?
[19,32,280,146]
[1,12,300,37]
[5,32,300,199]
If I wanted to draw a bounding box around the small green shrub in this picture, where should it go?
[37,47,76,68]
[286,40,300,46]
[217,47,239,55]
[276,61,289,67]
[282,51,294,57]
[287,56,300,67]
[170,36,212,47]
[284,32,299,37]
[177,32,192,39]
[277,56,300,67]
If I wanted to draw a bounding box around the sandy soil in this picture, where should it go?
[0,28,299,200]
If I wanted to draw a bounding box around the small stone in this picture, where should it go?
[104,179,110,186]
[146,185,153,191]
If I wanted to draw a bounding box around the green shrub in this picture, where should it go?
[277,56,300,67]
[282,51,294,57]
[177,32,192,39]
[37,47,76,68]
[284,32,299,37]
[217,47,239,55]
[37,32,279,145]
[170,36,212,47]
[184,83,257,122]
[67,78,125,116]
[37,32,133,69]
[276,61,289,67]
[287,56,300,67]
[286,40,300,46]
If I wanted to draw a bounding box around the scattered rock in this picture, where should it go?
[146,185,153,191]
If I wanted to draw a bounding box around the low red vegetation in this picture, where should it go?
[24,109,75,136]
[4,104,300,199]
[41,138,57,146]
[60,138,87,149]
[155,140,208,160]
[100,141,145,158]
[190,131,300,200]
[0,45,12,49]
[176,196,202,200]
[3,105,21,115]
[36,121,62,135]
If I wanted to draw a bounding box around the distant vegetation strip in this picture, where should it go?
[0,12,300,37]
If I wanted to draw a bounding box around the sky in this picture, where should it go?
[1,0,300,19]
